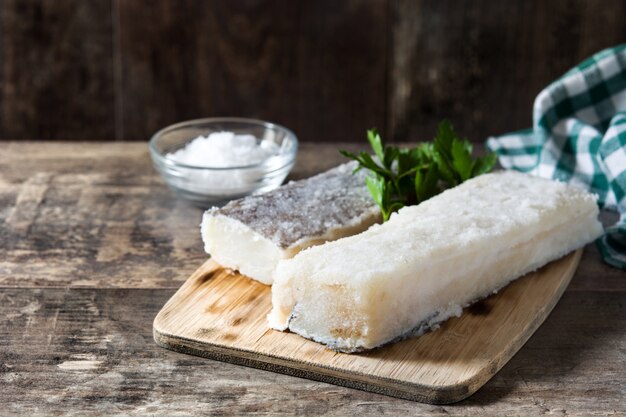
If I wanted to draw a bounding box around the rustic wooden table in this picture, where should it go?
[1,141,624,416]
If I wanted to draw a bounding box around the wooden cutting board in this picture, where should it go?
[153,249,582,404]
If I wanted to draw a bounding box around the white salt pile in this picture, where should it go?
[166,131,279,167]
[164,131,283,197]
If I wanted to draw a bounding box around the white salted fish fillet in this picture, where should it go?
[201,162,381,284]
[269,170,603,352]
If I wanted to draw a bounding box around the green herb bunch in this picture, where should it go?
[340,120,497,221]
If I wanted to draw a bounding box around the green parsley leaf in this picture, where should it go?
[451,138,473,181]
[415,164,439,202]
[367,129,385,165]
[472,153,498,177]
[341,120,497,221]
[365,175,384,209]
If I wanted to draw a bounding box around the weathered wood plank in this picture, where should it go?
[0,288,623,415]
[388,0,626,143]
[0,142,363,288]
[0,141,366,183]
[0,141,624,412]
[0,141,624,290]
[0,0,115,140]
[115,0,387,142]
[1,1,625,143]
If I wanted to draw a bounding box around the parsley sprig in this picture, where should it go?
[340,120,497,221]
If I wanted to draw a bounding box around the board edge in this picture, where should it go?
[153,249,583,404]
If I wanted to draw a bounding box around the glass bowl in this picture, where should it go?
[149,117,298,207]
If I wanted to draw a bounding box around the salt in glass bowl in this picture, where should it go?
[149,117,298,207]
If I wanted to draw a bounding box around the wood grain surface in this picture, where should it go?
[1,1,626,142]
[0,0,115,140]
[0,141,625,415]
[154,251,582,404]
[115,0,387,142]
[387,0,626,142]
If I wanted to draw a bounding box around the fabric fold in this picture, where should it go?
[487,45,626,270]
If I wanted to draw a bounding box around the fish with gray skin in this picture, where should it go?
[201,161,382,284]
[268,171,604,352]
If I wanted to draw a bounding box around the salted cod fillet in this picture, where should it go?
[201,162,381,284]
[268,170,603,352]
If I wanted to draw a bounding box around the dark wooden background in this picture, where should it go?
[1,0,625,143]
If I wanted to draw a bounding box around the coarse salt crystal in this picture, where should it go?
[166,131,279,167]
[164,131,281,193]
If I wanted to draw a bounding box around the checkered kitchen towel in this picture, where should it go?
[487,45,626,270]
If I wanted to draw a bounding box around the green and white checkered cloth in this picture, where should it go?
[487,45,626,270]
